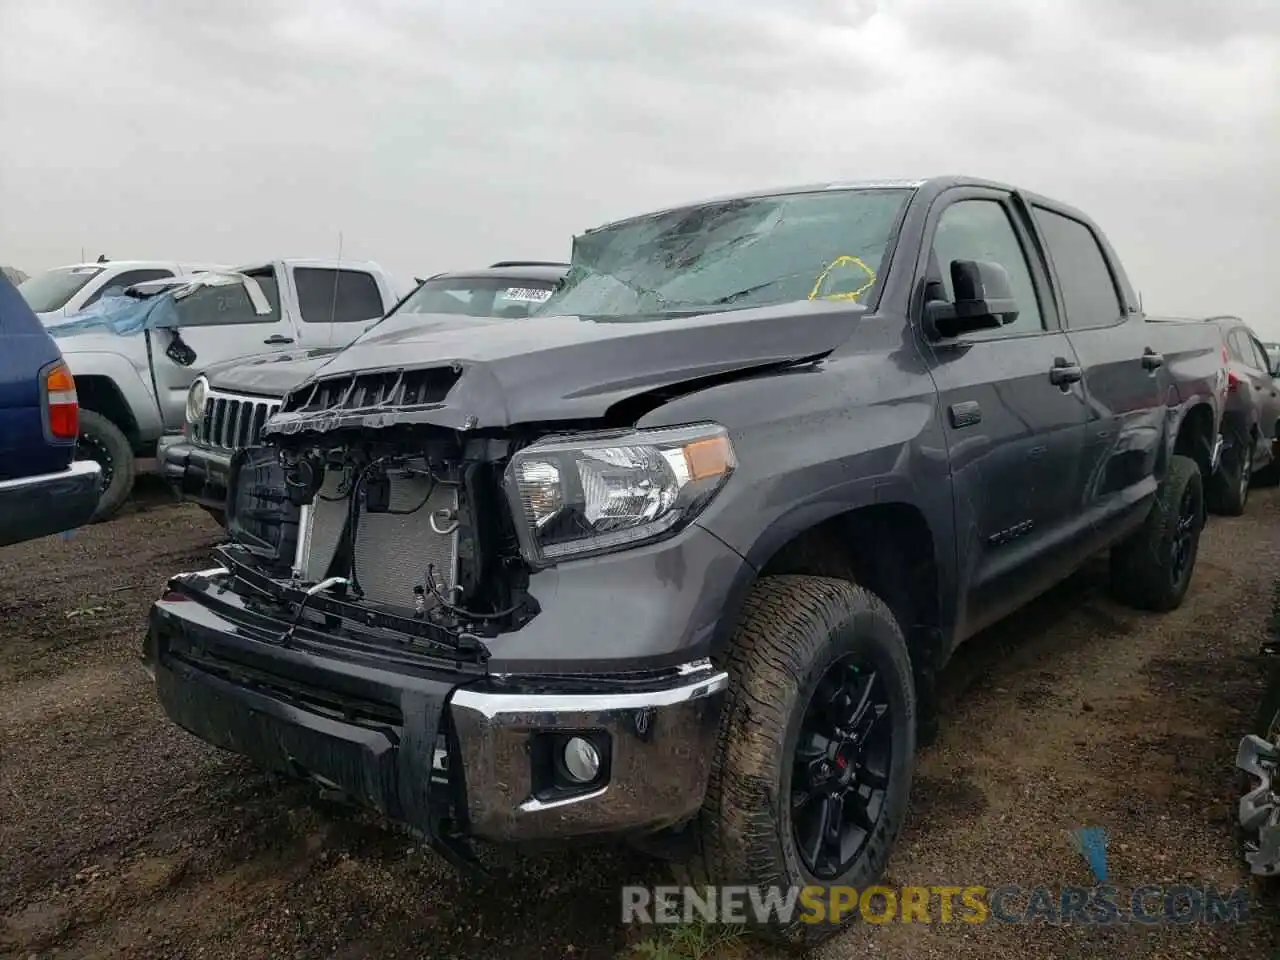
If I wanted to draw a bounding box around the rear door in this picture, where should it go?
[147,265,299,430]
[1031,205,1164,545]
[916,188,1090,640]
[287,266,390,347]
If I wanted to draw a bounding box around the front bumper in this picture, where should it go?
[145,572,728,843]
[159,434,232,511]
[0,460,101,548]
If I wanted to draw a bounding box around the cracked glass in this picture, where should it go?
[536,188,912,319]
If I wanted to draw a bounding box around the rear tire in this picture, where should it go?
[76,410,136,523]
[1209,440,1252,516]
[683,575,916,944]
[1110,454,1204,612]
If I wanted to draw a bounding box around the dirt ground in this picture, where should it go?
[2,479,1279,959]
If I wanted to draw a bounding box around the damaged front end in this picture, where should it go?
[146,356,742,860]
[144,185,905,858]
[242,360,740,651]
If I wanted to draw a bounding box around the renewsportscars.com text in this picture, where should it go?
[622,884,1252,926]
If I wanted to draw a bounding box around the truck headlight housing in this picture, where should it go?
[185,376,208,426]
[504,423,736,566]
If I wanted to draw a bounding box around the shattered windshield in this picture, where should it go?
[534,188,912,319]
[18,265,103,313]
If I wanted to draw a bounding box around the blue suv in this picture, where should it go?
[0,274,101,546]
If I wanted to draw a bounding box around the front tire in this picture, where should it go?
[688,575,916,944]
[76,410,136,523]
[1110,454,1204,612]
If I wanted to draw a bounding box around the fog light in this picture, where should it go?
[562,736,601,783]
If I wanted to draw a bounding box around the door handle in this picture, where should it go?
[1141,348,1164,370]
[1049,357,1082,386]
[948,400,982,428]
[263,334,294,345]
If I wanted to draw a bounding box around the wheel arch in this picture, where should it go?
[706,499,951,731]
[1170,400,1217,483]
[75,374,141,446]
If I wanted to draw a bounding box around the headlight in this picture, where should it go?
[185,376,208,425]
[503,423,736,566]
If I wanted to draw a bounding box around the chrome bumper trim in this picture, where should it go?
[449,666,729,841]
[0,458,100,492]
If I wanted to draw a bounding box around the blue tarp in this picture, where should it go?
[45,292,181,339]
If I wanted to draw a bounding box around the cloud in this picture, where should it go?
[0,0,1276,331]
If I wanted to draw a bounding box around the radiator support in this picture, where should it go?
[295,463,460,612]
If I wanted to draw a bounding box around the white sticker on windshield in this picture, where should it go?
[500,287,552,303]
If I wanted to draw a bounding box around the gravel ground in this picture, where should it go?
[2,481,1279,959]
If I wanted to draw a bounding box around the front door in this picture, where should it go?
[915,189,1090,641]
[149,265,298,430]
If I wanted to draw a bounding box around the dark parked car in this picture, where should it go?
[159,262,569,520]
[0,274,100,547]
[1205,315,1280,513]
[145,177,1225,944]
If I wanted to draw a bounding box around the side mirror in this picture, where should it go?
[924,259,1020,340]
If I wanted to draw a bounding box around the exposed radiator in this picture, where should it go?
[298,464,459,610]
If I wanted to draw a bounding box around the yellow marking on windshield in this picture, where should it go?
[808,255,877,302]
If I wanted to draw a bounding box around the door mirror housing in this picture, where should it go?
[923,259,1020,340]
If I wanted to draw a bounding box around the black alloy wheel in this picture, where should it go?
[791,656,894,880]
[1170,482,1198,587]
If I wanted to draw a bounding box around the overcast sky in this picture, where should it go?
[1,0,1277,331]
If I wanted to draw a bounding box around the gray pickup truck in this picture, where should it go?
[144,177,1226,943]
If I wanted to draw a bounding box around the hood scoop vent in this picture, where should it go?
[282,366,461,415]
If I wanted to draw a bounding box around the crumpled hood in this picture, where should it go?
[265,301,866,435]
[204,347,344,398]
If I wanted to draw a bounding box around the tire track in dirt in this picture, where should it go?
[4,490,1280,958]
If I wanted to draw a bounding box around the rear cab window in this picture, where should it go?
[1031,207,1125,330]
[294,268,385,324]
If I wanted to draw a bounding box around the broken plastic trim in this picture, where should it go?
[210,543,491,663]
[130,271,273,315]
[1238,733,1280,876]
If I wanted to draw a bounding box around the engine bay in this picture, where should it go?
[225,427,539,647]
